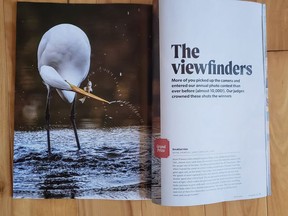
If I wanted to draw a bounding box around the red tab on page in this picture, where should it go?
[154,138,170,158]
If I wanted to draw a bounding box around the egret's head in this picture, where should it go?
[39,65,109,104]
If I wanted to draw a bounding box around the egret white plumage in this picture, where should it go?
[38,23,109,153]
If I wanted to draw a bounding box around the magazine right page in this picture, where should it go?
[152,0,270,206]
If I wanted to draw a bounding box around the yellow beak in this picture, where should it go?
[66,81,110,104]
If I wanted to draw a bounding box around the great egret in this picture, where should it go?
[37,23,109,153]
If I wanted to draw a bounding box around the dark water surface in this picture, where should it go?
[13,126,151,199]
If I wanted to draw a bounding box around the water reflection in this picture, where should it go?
[38,155,79,199]
[14,127,151,199]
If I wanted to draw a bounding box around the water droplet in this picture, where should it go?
[108,100,144,125]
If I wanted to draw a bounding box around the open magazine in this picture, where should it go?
[13,0,270,206]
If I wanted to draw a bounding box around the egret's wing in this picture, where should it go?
[57,90,76,103]
[37,24,92,104]
[39,65,71,90]
[37,34,49,70]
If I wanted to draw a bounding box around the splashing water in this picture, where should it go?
[89,67,120,91]
[89,67,145,127]
[103,100,144,127]
[111,100,144,124]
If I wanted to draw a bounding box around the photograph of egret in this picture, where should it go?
[13,2,153,199]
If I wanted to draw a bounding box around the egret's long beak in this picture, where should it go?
[66,81,110,104]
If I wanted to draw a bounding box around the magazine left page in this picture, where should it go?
[13,2,152,199]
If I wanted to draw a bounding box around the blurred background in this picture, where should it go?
[15,3,153,130]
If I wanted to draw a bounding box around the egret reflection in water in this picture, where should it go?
[13,127,152,199]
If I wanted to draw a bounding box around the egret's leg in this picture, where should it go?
[70,99,81,150]
[45,90,52,154]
